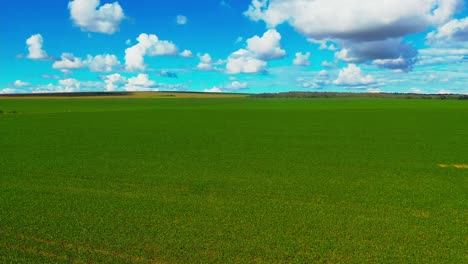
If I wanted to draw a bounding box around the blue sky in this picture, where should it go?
[1,0,468,94]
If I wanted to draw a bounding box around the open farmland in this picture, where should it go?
[0,95,467,263]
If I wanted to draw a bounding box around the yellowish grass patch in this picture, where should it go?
[438,164,468,169]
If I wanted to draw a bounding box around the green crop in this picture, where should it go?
[1,97,467,263]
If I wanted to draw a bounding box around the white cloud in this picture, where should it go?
[103,73,127,91]
[180,49,193,58]
[176,15,188,25]
[427,17,468,46]
[102,73,185,92]
[125,74,158,91]
[318,41,338,51]
[246,29,286,60]
[25,74,187,94]
[59,78,82,92]
[13,80,31,87]
[26,34,49,60]
[227,81,248,90]
[418,47,468,65]
[420,48,468,56]
[88,54,121,72]
[318,70,329,77]
[53,53,87,71]
[204,87,222,93]
[53,53,120,73]
[225,29,286,74]
[334,64,375,87]
[197,53,216,71]
[293,52,311,66]
[125,33,179,71]
[68,0,125,34]
[226,49,267,74]
[245,0,461,71]
[245,0,460,41]
[32,79,86,93]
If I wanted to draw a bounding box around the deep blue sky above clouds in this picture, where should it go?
[1,0,468,94]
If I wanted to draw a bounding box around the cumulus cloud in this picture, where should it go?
[226,49,267,74]
[427,17,468,46]
[53,53,87,71]
[102,73,187,92]
[52,53,120,73]
[226,81,248,90]
[293,52,311,66]
[245,0,459,41]
[125,74,158,91]
[226,29,285,74]
[125,33,179,71]
[197,53,217,71]
[180,49,193,58]
[102,73,127,91]
[59,78,82,91]
[318,70,329,77]
[101,73,188,92]
[246,29,286,60]
[335,38,418,72]
[88,54,121,72]
[334,64,376,87]
[245,0,460,71]
[68,0,125,34]
[176,15,188,25]
[26,34,49,60]
[32,79,87,93]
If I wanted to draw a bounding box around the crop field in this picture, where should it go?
[0,95,467,263]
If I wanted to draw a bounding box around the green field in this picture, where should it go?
[1,97,467,263]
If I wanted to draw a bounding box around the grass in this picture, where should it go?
[0,97,467,263]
